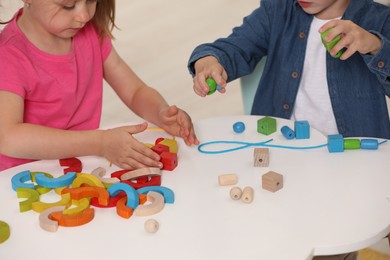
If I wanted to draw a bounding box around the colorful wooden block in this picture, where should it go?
[327,134,344,153]
[50,208,95,227]
[16,188,40,212]
[137,186,175,204]
[294,120,310,139]
[32,193,72,213]
[253,148,269,167]
[158,138,178,153]
[120,168,161,181]
[35,172,76,188]
[151,144,169,155]
[160,152,178,171]
[262,171,283,192]
[344,139,361,150]
[0,221,10,243]
[59,158,82,174]
[257,116,276,135]
[11,170,34,191]
[107,183,139,209]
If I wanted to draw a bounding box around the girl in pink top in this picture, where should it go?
[0,0,199,171]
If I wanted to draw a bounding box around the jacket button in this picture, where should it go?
[378,61,385,68]
[283,103,290,110]
[299,32,305,39]
[291,71,299,78]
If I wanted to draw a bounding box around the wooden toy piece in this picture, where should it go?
[91,192,126,208]
[344,139,360,150]
[50,207,95,227]
[135,191,165,217]
[62,186,109,206]
[327,134,344,153]
[218,174,238,186]
[262,171,283,192]
[241,187,254,203]
[320,28,343,58]
[122,176,162,190]
[120,168,162,181]
[144,219,159,233]
[59,157,82,174]
[160,152,178,171]
[71,173,105,188]
[16,188,40,212]
[233,121,245,134]
[39,206,66,232]
[257,116,276,135]
[360,139,379,150]
[0,221,10,243]
[116,194,147,219]
[91,167,120,188]
[91,167,106,178]
[230,186,242,200]
[11,170,34,191]
[137,186,175,204]
[253,148,269,167]
[35,172,76,188]
[31,172,53,195]
[158,138,178,153]
[32,193,72,213]
[107,183,139,209]
[63,198,90,216]
[281,125,295,140]
[294,120,310,139]
[151,144,169,155]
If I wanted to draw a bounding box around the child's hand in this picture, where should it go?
[100,122,163,170]
[193,56,228,97]
[158,105,199,146]
[319,20,382,60]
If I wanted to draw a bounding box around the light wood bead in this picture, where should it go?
[253,148,269,167]
[262,171,283,192]
[144,219,159,233]
[218,174,238,186]
[230,186,242,200]
[241,186,254,203]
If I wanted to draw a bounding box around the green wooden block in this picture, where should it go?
[257,116,276,135]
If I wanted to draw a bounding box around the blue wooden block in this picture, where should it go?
[137,186,175,204]
[294,120,310,139]
[327,134,344,153]
[107,183,139,209]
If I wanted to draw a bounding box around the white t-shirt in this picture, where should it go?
[291,16,339,136]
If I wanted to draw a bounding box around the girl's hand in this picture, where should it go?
[158,105,199,146]
[101,122,163,169]
[319,20,382,60]
[193,56,228,96]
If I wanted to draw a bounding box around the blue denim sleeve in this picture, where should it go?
[362,30,390,95]
[187,0,270,82]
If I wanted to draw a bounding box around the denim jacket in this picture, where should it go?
[188,0,390,139]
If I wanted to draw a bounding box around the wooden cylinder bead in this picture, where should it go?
[144,219,159,233]
[218,174,238,186]
[230,186,242,200]
[241,186,254,203]
[344,139,360,150]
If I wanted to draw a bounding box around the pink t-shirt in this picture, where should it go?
[0,9,112,171]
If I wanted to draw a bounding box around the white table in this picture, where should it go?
[0,115,389,260]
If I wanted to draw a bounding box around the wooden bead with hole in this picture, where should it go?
[230,186,242,200]
[144,219,159,233]
[241,186,254,203]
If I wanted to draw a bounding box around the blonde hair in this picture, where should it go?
[92,0,116,39]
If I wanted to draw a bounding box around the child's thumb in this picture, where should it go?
[124,122,148,134]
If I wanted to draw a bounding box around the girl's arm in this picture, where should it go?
[0,90,162,169]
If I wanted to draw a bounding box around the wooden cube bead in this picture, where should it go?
[262,171,283,192]
[253,148,269,167]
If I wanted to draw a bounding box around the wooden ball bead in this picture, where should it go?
[230,186,242,200]
[144,219,159,233]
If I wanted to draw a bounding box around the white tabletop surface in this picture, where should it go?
[0,115,389,260]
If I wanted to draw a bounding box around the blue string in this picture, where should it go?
[198,139,388,154]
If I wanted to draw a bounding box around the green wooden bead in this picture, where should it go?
[320,28,343,58]
[206,78,217,95]
[344,139,361,150]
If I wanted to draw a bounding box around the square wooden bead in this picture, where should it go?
[262,171,283,192]
[253,148,269,167]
